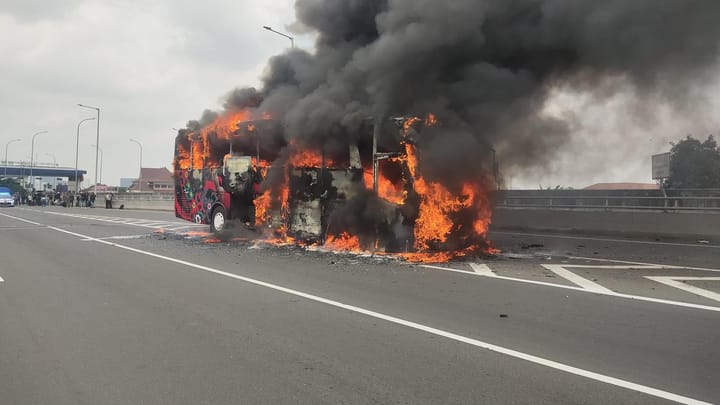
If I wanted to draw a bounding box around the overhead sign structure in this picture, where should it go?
[651,152,671,180]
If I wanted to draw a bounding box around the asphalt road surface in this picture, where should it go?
[1,206,718,404]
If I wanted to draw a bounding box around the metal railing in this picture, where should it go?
[497,193,720,212]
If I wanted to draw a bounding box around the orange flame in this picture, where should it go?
[324,232,361,251]
[363,167,405,205]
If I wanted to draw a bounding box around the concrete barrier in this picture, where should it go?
[491,207,720,239]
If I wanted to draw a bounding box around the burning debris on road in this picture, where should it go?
[173,0,720,263]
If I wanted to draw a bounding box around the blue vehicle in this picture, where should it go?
[0,187,14,207]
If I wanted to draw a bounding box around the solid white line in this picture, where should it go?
[569,256,720,273]
[492,231,720,249]
[0,213,43,226]
[36,224,713,404]
[0,275,4,282]
[646,277,720,303]
[418,264,720,313]
[80,234,147,241]
[541,264,614,293]
[469,262,495,276]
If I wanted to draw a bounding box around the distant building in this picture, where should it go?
[128,167,173,193]
[583,182,659,190]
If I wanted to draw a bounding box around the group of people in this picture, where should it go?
[13,188,116,208]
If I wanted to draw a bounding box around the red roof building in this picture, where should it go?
[128,167,174,193]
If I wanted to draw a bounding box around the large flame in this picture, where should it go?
[177,110,494,263]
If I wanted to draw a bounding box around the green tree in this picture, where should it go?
[666,135,720,189]
[0,178,26,196]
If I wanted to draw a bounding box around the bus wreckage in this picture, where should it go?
[173,112,495,262]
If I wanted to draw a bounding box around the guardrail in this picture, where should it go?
[497,195,720,212]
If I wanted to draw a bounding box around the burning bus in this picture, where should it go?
[173,110,496,262]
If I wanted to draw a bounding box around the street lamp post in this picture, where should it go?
[4,139,20,179]
[129,139,143,192]
[29,130,48,190]
[90,144,103,184]
[75,117,96,194]
[78,104,100,194]
[263,25,294,48]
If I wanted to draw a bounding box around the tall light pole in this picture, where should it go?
[90,144,103,184]
[29,130,48,190]
[263,25,294,48]
[129,139,143,192]
[78,104,100,194]
[75,117,95,194]
[4,139,20,179]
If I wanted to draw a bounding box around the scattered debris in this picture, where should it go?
[499,314,508,318]
[698,240,710,244]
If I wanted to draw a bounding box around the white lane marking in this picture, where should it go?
[569,256,720,273]
[420,264,720,313]
[0,275,4,283]
[80,234,147,242]
[469,263,495,276]
[646,277,720,303]
[540,264,612,293]
[540,265,665,293]
[0,226,47,231]
[493,231,720,249]
[0,213,43,226]
[26,223,713,405]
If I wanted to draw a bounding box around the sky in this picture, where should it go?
[1,0,718,190]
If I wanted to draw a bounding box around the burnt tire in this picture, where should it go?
[210,206,226,233]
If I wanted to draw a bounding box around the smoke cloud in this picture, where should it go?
[187,0,720,184]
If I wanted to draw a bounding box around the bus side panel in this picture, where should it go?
[199,168,231,219]
[175,168,233,225]
[175,169,209,224]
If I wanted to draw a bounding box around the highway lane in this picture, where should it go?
[0,207,718,404]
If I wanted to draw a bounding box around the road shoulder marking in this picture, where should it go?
[469,263,495,276]
[540,264,615,293]
[646,277,720,303]
[418,263,720,313]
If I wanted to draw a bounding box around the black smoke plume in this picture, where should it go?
[183,0,720,248]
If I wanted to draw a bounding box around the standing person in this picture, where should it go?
[90,192,96,208]
[108,192,113,209]
[104,192,111,209]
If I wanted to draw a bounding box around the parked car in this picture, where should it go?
[0,190,14,207]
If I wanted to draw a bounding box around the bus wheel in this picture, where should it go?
[210,206,226,233]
